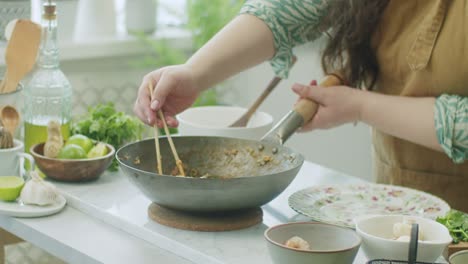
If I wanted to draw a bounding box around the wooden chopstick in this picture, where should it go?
[147,82,185,176]
[147,82,162,175]
[157,111,186,176]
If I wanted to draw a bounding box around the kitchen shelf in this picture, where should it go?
[0,27,191,66]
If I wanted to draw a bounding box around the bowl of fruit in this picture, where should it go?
[30,134,115,182]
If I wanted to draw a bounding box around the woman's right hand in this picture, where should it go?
[133,64,201,127]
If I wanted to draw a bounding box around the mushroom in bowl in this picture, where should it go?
[355,214,452,263]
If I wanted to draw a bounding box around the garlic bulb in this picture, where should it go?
[20,171,60,206]
[44,120,63,158]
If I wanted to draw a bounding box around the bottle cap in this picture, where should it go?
[43,1,57,20]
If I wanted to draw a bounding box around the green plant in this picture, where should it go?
[71,102,144,171]
[436,209,468,243]
[186,0,244,50]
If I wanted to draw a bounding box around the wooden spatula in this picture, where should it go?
[229,56,297,127]
[0,20,41,94]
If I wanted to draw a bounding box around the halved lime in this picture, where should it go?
[87,142,109,158]
[0,176,25,201]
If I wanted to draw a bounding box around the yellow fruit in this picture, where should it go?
[0,176,25,201]
[57,144,87,159]
[66,134,94,153]
[87,143,109,158]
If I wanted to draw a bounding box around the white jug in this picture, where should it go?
[125,0,158,34]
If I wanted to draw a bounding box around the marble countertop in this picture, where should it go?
[54,161,365,264]
[0,161,447,263]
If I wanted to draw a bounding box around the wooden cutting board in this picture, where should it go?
[446,241,468,258]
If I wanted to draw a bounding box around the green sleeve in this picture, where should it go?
[240,0,329,78]
[434,94,468,163]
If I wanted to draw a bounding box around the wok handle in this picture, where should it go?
[261,74,343,145]
[293,74,343,123]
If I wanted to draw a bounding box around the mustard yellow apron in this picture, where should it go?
[371,0,468,212]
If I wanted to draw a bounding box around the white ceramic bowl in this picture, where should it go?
[449,249,468,264]
[355,214,452,262]
[177,106,273,140]
[264,222,361,264]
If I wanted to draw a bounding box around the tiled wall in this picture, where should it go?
[61,56,150,116]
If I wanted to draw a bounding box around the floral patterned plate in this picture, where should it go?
[288,183,450,228]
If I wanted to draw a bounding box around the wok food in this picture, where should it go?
[120,139,294,179]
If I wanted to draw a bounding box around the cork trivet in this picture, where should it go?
[148,203,263,232]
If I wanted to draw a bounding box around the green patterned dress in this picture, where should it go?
[240,0,467,163]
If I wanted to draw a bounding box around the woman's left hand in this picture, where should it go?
[291,82,366,131]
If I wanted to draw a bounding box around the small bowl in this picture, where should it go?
[177,106,273,140]
[30,142,115,182]
[355,214,452,262]
[449,249,468,264]
[264,222,361,264]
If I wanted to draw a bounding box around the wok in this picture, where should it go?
[116,75,342,212]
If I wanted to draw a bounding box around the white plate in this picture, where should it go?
[0,195,66,218]
[288,183,450,228]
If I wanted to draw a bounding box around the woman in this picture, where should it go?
[134,0,468,211]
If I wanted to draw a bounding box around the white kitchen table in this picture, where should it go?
[0,161,446,264]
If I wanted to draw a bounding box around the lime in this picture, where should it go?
[87,142,109,158]
[0,176,25,201]
[57,144,87,159]
[66,134,94,153]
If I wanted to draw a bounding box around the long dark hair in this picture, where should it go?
[321,0,389,89]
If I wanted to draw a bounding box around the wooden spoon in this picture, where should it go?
[229,56,297,127]
[0,105,20,136]
[0,20,41,94]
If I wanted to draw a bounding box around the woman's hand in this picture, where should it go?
[291,82,365,131]
[133,64,201,127]
[292,81,444,152]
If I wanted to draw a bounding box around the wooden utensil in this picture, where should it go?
[229,56,297,127]
[292,75,343,123]
[0,105,20,136]
[158,111,185,176]
[147,83,185,176]
[147,82,162,175]
[0,20,41,94]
